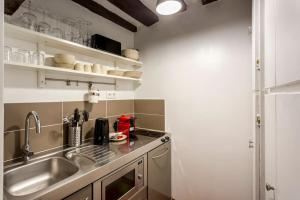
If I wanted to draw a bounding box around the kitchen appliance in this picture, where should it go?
[91,34,121,55]
[117,115,131,138]
[99,155,146,200]
[114,115,136,139]
[94,118,109,145]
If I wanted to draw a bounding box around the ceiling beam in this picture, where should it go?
[4,0,26,15]
[202,0,218,5]
[107,0,159,26]
[71,0,137,32]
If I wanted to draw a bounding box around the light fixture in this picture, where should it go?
[156,0,183,15]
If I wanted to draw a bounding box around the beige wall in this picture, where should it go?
[135,0,253,199]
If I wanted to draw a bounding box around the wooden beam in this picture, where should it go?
[5,0,25,15]
[71,0,137,32]
[107,0,159,26]
[202,0,218,5]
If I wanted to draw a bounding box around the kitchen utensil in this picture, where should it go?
[123,71,143,79]
[94,118,109,145]
[68,124,82,147]
[122,49,140,60]
[84,64,92,73]
[107,70,124,76]
[74,63,84,71]
[92,64,102,74]
[54,54,75,64]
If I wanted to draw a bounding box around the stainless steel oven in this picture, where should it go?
[101,156,146,200]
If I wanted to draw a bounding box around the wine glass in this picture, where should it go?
[19,0,37,30]
[50,15,63,39]
[37,9,51,34]
[62,17,75,42]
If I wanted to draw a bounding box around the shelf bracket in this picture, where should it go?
[37,70,46,88]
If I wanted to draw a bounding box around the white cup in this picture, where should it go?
[84,64,92,73]
[92,64,102,74]
[74,63,84,71]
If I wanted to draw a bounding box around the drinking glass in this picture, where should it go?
[80,19,92,46]
[37,9,51,34]
[11,49,25,63]
[20,0,37,30]
[50,16,63,39]
[22,12,37,31]
[17,49,31,64]
[62,18,75,42]
[4,46,12,63]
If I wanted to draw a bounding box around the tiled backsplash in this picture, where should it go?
[4,99,165,162]
[134,99,165,131]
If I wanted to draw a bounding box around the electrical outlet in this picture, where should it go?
[106,91,117,99]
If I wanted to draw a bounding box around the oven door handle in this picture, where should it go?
[152,148,169,159]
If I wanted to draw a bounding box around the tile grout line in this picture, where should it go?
[134,113,165,116]
[4,123,64,134]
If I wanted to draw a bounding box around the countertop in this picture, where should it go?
[4,129,170,200]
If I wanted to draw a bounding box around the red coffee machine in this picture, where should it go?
[115,115,135,138]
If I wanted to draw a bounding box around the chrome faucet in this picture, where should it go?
[23,111,41,161]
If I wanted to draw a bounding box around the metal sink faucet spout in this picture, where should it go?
[24,111,41,161]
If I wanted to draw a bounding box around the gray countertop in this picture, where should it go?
[4,130,170,200]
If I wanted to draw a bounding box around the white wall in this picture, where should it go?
[4,0,136,103]
[134,0,253,199]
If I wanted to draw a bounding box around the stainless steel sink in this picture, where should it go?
[4,157,79,196]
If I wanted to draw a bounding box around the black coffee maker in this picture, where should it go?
[94,118,109,145]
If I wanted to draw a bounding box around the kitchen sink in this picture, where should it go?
[4,157,79,196]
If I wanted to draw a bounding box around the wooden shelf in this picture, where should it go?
[5,23,142,68]
[5,62,142,82]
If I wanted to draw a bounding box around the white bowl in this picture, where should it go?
[122,49,139,60]
[54,54,76,64]
[123,71,142,79]
[107,70,125,76]
[54,63,74,70]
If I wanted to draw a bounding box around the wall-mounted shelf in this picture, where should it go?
[5,23,143,68]
[5,62,141,88]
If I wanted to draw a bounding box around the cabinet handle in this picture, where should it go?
[152,148,169,159]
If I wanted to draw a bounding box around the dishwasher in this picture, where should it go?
[148,141,171,200]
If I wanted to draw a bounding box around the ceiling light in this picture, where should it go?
[156,0,183,15]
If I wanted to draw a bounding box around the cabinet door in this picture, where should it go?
[264,0,300,87]
[265,95,300,199]
[64,184,92,200]
[148,142,171,200]
[276,0,300,85]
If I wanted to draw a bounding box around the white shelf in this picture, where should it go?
[5,62,142,82]
[5,23,142,68]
